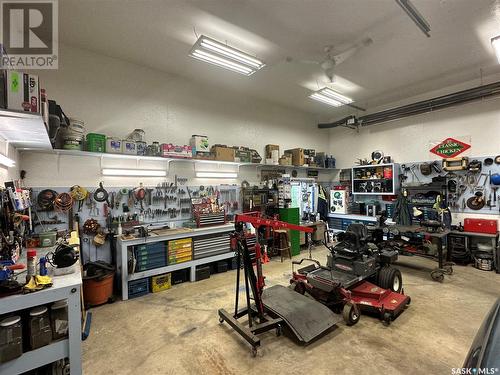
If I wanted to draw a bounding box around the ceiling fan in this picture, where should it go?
[286,37,373,83]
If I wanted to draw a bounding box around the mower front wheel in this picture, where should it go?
[343,303,360,326]
[382,312,392,326]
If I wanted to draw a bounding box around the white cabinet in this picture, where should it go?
[351,163,400,195]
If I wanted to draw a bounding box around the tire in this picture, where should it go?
[378,266,403,293]
[443,266,453,275]
[343,303,360,326]
[382,312,392,326]
[431,270,444,282]
[292,281,306,295]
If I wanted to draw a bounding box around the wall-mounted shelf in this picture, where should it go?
[351,163,400,195]
[19,149,338,172]
[0,109,51,149]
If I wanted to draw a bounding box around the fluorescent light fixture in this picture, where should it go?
[492,36,500,64]
[396,0,431,37]
[189,35,265,76]
[310,88,353,107]
[102,168,166,177]
[196,172,238,179]
[0,154,15,167]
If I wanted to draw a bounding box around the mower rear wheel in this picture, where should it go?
[378,266,403,293]
[343,303,360,326]
[292,281,306,295]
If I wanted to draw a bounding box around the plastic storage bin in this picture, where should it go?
[86,133,106,153]
[50,300,68,340]
[39,231,57,247]
[128,278,149,299]
[0,316,23,363]
[28,306,52,350]
[150,273,171,293]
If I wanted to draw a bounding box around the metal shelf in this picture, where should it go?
[0,109,51,149]
[0,339,68,375]
[18,149,337,171]
[128,251,236,281]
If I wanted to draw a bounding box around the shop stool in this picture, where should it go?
[273,229,291,262]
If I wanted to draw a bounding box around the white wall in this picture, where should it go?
[0,141,19,184]
[36,44,326,156]
[328,96,500,169]
[328,90,500,224]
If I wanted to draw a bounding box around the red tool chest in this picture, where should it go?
[463,219,498,234]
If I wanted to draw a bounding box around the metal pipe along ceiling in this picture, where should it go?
[318,81,500,129]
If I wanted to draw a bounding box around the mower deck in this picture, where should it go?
[349,281,410,320]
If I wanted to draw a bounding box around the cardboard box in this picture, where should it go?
[285,148,305,166]
[212,145,235,161]
[190,134,210,155]
[234,148,251,163]
[161,143,193,158]
[7,71,40,112]
[265,144,280,159]
[279,155,292,166]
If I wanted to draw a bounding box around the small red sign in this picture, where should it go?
[430,137,471,158]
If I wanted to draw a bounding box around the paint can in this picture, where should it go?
[122,140,137,155]
[106,137,122,154]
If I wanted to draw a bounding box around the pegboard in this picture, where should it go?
[30,182,241,263]
[401,156,500,216]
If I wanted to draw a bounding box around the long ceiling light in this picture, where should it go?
[102,168,166,177]
[0,154,15,168]
[189,35,265,76]
[491,36,500,64]
[196,172,238,179]
[395,0,431,37]
[309,88,353,108]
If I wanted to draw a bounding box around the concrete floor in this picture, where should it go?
[82,246,499,375]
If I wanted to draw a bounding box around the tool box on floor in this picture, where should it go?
[211,260,228,274]
[150,273,171,293]
[196,265,211,281]
[128,278,150,299]
[171,269,190,284]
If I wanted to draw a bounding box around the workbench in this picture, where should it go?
[449,230,498,271]
[116,223,236,300]
[0,264,82,375]
[387,225,452,282]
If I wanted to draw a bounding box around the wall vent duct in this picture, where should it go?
[318,80,500,129]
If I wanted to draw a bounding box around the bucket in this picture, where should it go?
[83,273,114,306]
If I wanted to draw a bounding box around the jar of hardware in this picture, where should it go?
[136,141,147,156]
[50,300,69,340]
[0,315,23,363]
[126,129,145,142]
[28,306,52,350]
[150,141,160,156]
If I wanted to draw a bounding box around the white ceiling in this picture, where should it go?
[59,0,500,117]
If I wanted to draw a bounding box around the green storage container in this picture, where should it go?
[279,208,300,256]
[86,133,106,153]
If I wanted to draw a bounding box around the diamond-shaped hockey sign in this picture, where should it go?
[430,138,471,158]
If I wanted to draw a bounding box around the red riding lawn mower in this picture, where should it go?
[290,223,411,326]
